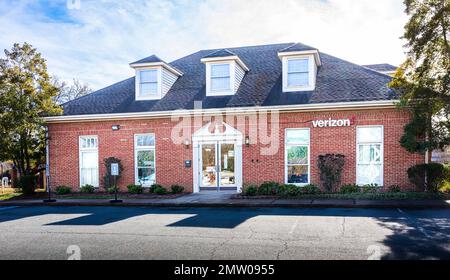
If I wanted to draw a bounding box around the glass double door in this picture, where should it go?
[201,142,236,190]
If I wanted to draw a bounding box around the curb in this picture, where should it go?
[1,200,449,209]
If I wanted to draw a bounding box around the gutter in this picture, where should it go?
[44,100,398,123]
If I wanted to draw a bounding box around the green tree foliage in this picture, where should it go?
[0,43,62,176]
[390,0,450,154]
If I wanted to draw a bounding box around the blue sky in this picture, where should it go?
[0,0,407,90]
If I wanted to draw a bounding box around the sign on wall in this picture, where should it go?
[111,163,119,176]
[312,117,355,128]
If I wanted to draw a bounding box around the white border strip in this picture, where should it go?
[44,100,397,123]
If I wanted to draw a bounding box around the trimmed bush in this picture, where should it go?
[258,181,280,196]
[170,185,185,194]
[242,184,258,196]
[407,163,446,192]
[318,154,345,192]
[80,184,95,194]
[149,184,164,193]
[388,185,401,193]
[277,184,301,196]
[127,184,144,194]
[19,175,36,195]
[341,184,359,194]
[107,186,119,194]
[154,185,167,195]
[360,184,379,193]
[55,185,71,195]
[302,184,321,194]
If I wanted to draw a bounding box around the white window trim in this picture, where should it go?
[284,128,311,186]
[355,125,384,186]
[134,133,156,187]
[282,55,316,92]
[79,135,99,188]
[205,61,236,96]
[135,67,162,100]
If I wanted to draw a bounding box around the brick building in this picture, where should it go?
[44,43,424,193]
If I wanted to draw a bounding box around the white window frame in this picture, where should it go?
[79,135,99,188]
[205,61,236,96]
[356,125,384,186]
[135,67,162,100]
[282,55,316,92]
[134,133,156,187]
[284,128,311,186]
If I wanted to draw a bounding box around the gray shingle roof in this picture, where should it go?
[203,49,237,58]
[278,42,317,53]
[62,42,395,116]
[363,63,397,72]
[130,54,166,65]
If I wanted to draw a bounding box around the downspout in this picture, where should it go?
[45,127,51,194]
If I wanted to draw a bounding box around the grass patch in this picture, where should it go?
[0,191,22,201]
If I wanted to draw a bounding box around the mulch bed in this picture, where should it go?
[54,192,186,199]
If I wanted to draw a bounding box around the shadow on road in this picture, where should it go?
[0,206,449,259]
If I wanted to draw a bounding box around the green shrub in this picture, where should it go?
[242,184,258,196]
[340,184,359,193]
[80,184,95,194]
[55,185,71,195]
[170,185,185,194]
[19,175,36,195]
[149,184,164,193]
[361,184,380,193]
[127,184,144,194]
[154,185,167,195]
[302,184,321,194]
[258,181,280,195]
[107,186,120,194]
[278,184,301,196]
[388,185,401,193]
[407,163,446,192]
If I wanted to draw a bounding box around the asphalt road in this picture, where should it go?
[0,205,449,260]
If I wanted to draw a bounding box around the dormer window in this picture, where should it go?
[278,44,321,93]
[201,49,249,96]
[210,63,231,92]
[139,69,159,98]
[287,58,309,88]
[130,55,183,101]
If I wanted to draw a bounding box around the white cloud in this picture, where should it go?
[0,0,408,90]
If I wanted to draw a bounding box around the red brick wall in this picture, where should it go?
[48,108,424,192]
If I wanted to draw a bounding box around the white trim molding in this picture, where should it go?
[44,100,398,123]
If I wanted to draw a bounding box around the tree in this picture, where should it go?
[52,76,92,104]
[390,0,450,157]
[0,43,62,176]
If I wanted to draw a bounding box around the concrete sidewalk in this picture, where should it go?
[1,191,449,209]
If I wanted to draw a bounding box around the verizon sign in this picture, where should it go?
[312,117,354,128]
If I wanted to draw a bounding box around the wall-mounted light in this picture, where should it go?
[183,138,190,149]
[112,125,120,131]
[245,136,250,147]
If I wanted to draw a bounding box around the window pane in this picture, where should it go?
[137,168,155,185]
[287,146,308,164]
[137,135,155,147]
[356,164,382,186]
[211,77,231,91]
[140,70,158,83]
[286,129,310,144]
[358,144,381,163]
[140,83,158,96]
[288,72,309,87]
[81,151,98,168]
[357,127,383,143]
[287,165,308,184]
[137,150,155,167]
[211,64,230,78]
[288,58,308,73]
